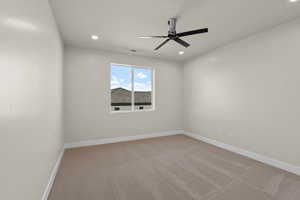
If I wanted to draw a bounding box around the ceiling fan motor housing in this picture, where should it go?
[168,18,177,36]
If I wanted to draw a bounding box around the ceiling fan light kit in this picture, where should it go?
[139,18,208,51]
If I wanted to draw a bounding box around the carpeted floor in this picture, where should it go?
[49,134,300,200]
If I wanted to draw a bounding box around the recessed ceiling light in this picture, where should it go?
[290,0,299,2]
[179,51,184,55]
[91,35,99,40]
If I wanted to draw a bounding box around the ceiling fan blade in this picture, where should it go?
[154,39,170,50]
[176,28,208,37]
[139,36,168,39]
[173,38,190,48]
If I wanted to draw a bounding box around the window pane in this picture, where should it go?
[111,65,132,111]
[134,68,152,110]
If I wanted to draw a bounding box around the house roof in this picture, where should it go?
[111,88,151,106]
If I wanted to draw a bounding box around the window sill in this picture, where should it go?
[110,109,155,114]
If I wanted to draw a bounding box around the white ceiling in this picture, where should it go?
[50,0,300,61]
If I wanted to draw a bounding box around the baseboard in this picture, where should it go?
[184,131,300,176]
[64,130,184,149]
[42,149,64,200]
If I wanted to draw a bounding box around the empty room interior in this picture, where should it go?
[2,0,300,199]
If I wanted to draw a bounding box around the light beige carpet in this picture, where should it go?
[49,134,300,200]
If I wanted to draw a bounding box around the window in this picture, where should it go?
[110,63,154,112]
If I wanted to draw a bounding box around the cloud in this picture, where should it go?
[111,76,123,89]
[112,82,151,91]
[111,76,119,85]
[111,74,151,91]
[136,72,147,79]
[111,81,119,85]
[134,82,152,91]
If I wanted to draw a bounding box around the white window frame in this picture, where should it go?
[109,63,155,113]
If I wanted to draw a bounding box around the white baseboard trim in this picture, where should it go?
[64,130,184,149]
[184,131,300,176]
[42,150,64,200]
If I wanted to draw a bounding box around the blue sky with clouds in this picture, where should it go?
[111,65,152,91]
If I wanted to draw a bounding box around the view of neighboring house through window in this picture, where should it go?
[110,63,153,112]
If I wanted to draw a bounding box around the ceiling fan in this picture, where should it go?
[139,18,208,51]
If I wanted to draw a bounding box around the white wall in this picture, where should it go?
[64,46,183,143]
[184,18,300,167]
[0,0,63,199]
